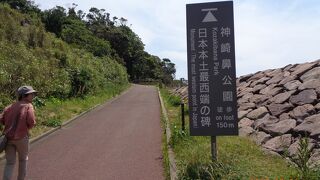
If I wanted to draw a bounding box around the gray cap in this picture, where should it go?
[17,86,37,96]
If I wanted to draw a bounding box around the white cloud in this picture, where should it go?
[235,0,320,76]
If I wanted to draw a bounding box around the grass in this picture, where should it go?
[161,114,171,180]
[28,83,130,138]
[160,88,300,179]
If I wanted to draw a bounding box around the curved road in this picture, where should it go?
[0,85,164,180]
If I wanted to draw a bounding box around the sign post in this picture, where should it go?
[211,136,217,161]
[186,1,238,161]
[181,102,185,131]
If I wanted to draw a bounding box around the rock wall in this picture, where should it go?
[172,59,320,167]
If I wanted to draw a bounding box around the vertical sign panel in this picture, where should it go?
[187,1,238,136]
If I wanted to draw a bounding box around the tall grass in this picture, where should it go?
[291,137,320,179]
[161,114,171,180]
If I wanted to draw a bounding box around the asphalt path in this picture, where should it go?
[0,85,164,180]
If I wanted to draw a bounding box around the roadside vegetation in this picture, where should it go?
[0,3,128,108]
[0,0,177,108]
[161,114,171,180]
[30,83,129,138]
[0,1,176,138]
[0,0,176,85]
[160,88,305,179]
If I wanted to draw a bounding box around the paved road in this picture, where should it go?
[0,85,164,180]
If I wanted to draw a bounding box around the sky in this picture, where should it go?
[34,0,320,79]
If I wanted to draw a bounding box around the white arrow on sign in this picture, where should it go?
[202,8,218,22]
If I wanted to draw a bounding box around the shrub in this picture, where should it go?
[179,160,231,180]
[168,94,182,107]
[293,137,320,180]
[42,118,62,127]
[169,125,187,147]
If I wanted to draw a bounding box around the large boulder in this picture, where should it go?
[260,84,283,96]
[238,93,253,104]
[238,88,254,97]
[239,126,255,137]
[289,104,315,120]
[260,119,296,136]
[248,71,266,81]
[253,114,279,130]
[246,107,269,120]
[238,103,256,111]
[283,64,295,71]
[238,110,252,120]
[289,89,317,106]
[239,118,254,128]
[250,77,270,86]
[267,103,294,116]
[294,114,320,137]
[279,75,297,85]
[263,134,293,153]
[269,90,295,104]
[279,113,290,121]
[300,66,320,82]
[284,80,302,91]
[266,73,284,85]
[298,79,320,90]
[237,81,251,93]
[249,131,272,145]
[252,84,267,93]
[238,74,253,83]
[291,62,317,76]
[249,94,271,105]
[266,68,282,77]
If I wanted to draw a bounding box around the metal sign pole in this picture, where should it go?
[187,1,238,162]
[181,102,185,131]
[211,136,217,161]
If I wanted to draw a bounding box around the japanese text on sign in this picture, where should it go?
[187,1,238,136]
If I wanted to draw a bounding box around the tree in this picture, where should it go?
[161,58,176,85]
[0,0,40,14]
[119,17,127,26]
[41,6,67,37]
[100,25,145,80]
[61,18,112,57]
[131,53,163,82]
[86,7,113,35]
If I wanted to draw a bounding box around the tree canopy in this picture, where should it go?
[1,0,177,85]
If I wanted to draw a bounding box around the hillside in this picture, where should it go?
[173,59,320,167]
[0,3,128,109]
[0,1,178,110]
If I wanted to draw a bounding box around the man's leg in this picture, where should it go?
[3,142,17,180]
[16,137,29,180]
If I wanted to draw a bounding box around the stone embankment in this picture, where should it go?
[172,60,320,167]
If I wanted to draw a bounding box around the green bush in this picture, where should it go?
[179,160,231,180]
[168,94,182,107]
[170,125,187,147]
[32,97,46,108]
[293,137,320,180]
[42,118,62,127]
